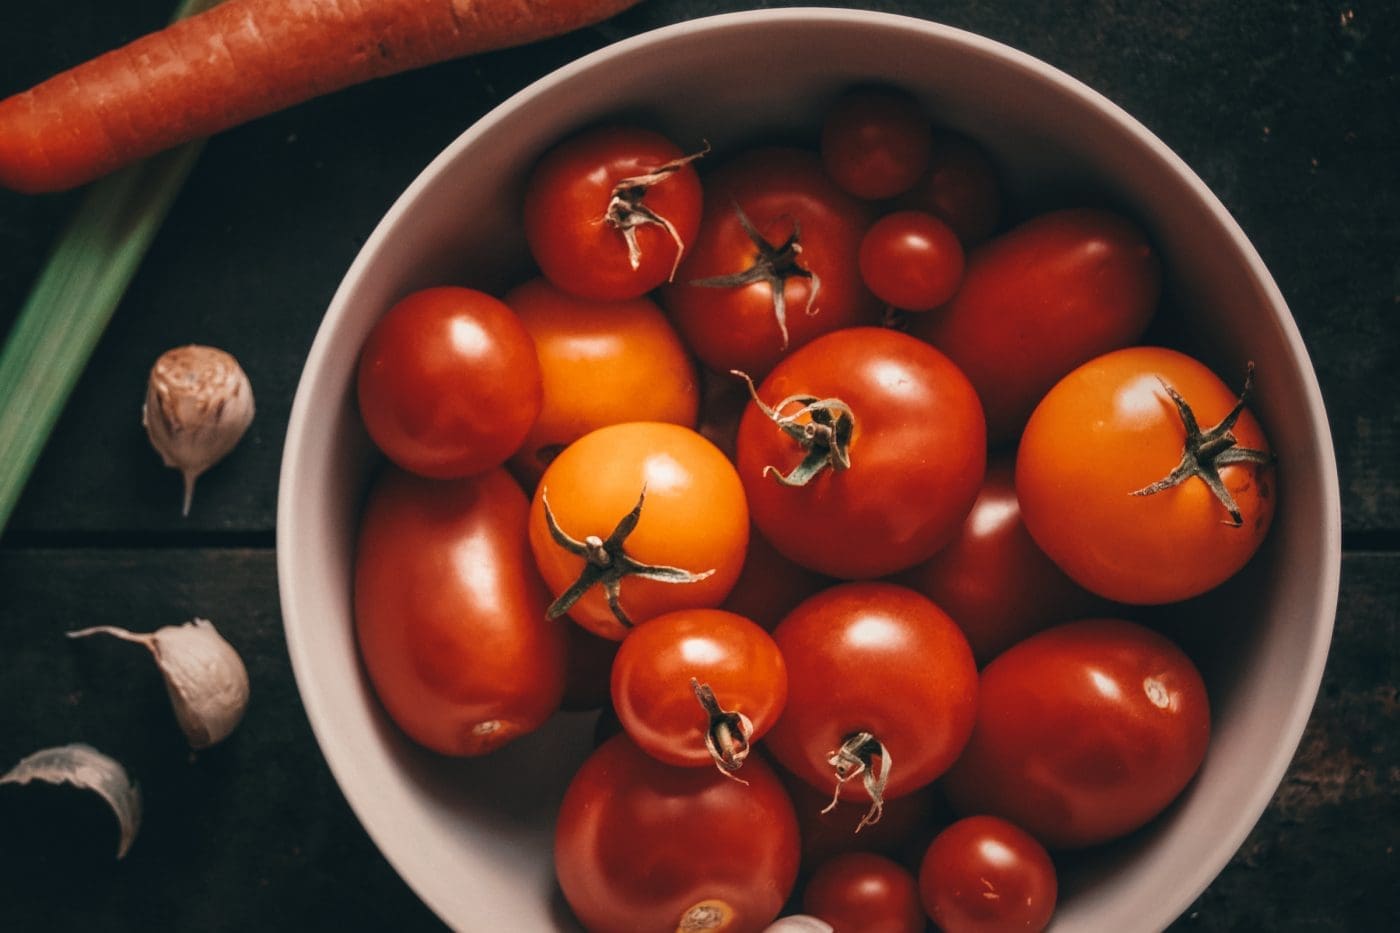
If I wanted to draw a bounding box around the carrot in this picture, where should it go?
[0,0,643,194]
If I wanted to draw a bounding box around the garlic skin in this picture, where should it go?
[142,344,255,516]
[68,619,250,750]
[1,743,143,859]
[763,918,835,933]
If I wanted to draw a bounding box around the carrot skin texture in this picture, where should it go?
[0,0,643,193]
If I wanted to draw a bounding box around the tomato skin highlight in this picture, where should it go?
[918,816,1058,933]
[803,852,924,933]
[354,467,565,756]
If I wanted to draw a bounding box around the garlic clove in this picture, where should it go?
[142,344,255,516]
[1,743,142,859]
[762,918,835,933]
[67,619,250,750]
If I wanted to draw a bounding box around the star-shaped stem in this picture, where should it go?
[540,486,715,629]
[605,144,709,279]
[820,731,892,833]
[733,370,854,487]
[1130,362,1275,526]
[690,678,753,784]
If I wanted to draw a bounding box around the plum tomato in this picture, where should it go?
[528,422,749,640]
[1016,347,1275,604]
[898,130,1003,245]
[908,208,1161,443]
[356,286,541,478]
[611,608,787,774]
[766,583,977,827]
[555,734,800,933]
[803,852,924,933]
[354,467,565,756]
[942,619,1211,849]
[719,527,833,631]
[918,816,1057,933]
[523,126,704,300]
[820,87,932,200]
[503,277,699,488]
[663,147,881,378]
[858,209,965,311]
[735,327,985,579]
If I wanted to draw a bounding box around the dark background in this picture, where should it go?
[0,1,1395,929]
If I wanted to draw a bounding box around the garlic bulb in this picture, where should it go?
[67,619,250,749]
[142,344,254,516]
[1,743,142,858]
[763,918,835,933]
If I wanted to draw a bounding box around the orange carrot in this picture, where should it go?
[0,0,642,193]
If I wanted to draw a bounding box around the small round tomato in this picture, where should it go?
[356,286,541,478]
[555,734,800,933]
[919,816,1057,933]
[858,210,965,311]
[820,87,932,199]
[354,467,564,756]
[899,131,1003,245]
[504,277,699,488]
[611,608,787,773]
[736,327,985,579]
[942,619,1211,849]
[803,852,923,933]
[529,422,749,640]
[1016,347,1275,604]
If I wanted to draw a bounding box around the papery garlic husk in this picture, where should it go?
[0,743,143,858]
[142,344,255,516]
[67,619,250,749]
[762,918,835,933]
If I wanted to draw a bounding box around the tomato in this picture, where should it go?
[1016,347,1274,604]
[663,148,881,378]
[918,816,1057,933]
[719,528,833,631]
[858,210,965,311]
[803,852,924,933]
[611,609,787,773]
[899,131,1003,245]
[503,277,699,488]
[894,459,1103,665]
[735,327,985,579]
[523,126,704,300]
[354,467,565,756]
[820,87,932,199]
[528,422,749,640]
[908,208,1161,443]
[555,734,800,933]
[356,286,541,478]
[942,619,1211,849]
[779,766,935,868]
[766,583,977,821]
[560,622,620,712]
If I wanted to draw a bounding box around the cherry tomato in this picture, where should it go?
[942,619,1211,849]
[503,277,699,488]
[820,87,932,199]
[899,130,1003,245]
[859,210,965,311]
[766,583,977,815]
[803,852,924,933]
[736,327,985,579]
[528,422,749,640]
[918,816,1057,933]
[779,766,935,868]
[1016,347,1274,604]
[354,467,564,756]
[894,459,1103,665]
[524,126,704,300]
[719,527,833,631]
[555,734,800,933]
[663,148,881,378]
[909,208,1161,443]
[356,286,541,478]
[560,622,621,712]
[611,608,787,772]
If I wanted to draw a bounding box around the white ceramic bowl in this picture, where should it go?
[278,9,1341,931]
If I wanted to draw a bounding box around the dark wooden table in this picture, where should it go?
[1,1,1395,929]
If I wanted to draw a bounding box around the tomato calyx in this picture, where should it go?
[689,204,822,349]
[735,370,854,486]
[1130,361,1274,525]
[821,731,892,832]
[541,486,716,628]
[690,677,754,783]
[606,145,710,278]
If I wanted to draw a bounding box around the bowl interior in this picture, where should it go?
[278,10,1339,932]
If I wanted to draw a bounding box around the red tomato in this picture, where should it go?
[780,766,935,868]
[560,622,620,712]
[803,852,924,933]
[909,208,1161,443]
[356,286,541,478]
[719,528,833,631]
[820,87,932,199]
[524,126,704,300]
[611,609,787,772]
[858,210,965,311]
[942,619,1211,849]
[918,816,1058,933]
[766,583,978,816]
[736,327,985,579]
[663,148,881,378]
[899,130,1003,245]
[354,467,565,756]
[1016,347,1274,604]
[555,734,800,933]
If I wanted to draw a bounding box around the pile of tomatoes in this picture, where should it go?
[351,86,1276,933]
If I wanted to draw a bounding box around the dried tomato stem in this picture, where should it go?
[821,731,891,832]
[732,369,854,486]
[690,677,753,784]
[605,144,709,278]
